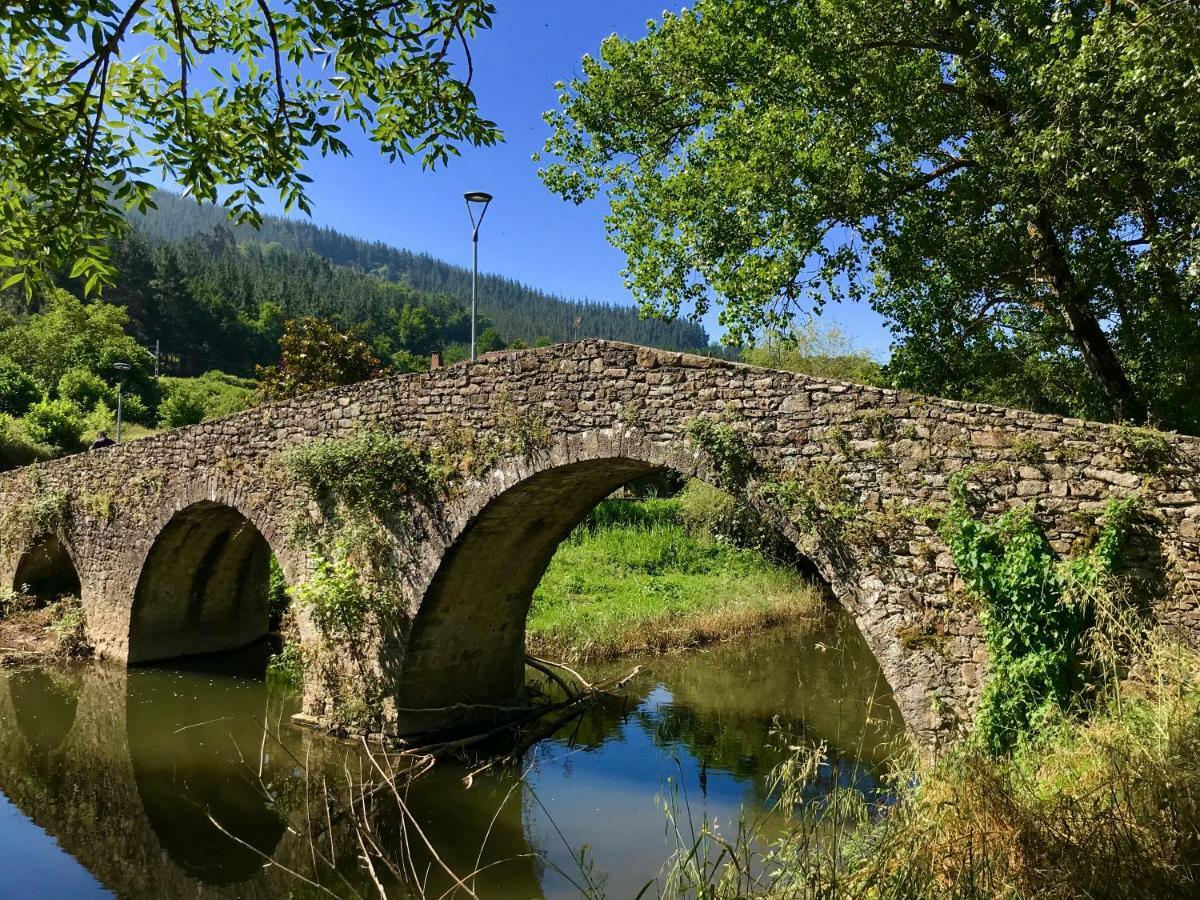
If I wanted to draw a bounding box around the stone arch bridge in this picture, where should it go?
[2,341,1198,749]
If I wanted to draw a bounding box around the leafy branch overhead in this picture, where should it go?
[540,0,1200,429]
[0,0,501,293]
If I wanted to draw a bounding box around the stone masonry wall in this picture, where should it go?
[0,341,1197,750]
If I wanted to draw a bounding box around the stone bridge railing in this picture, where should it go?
[0,341,1197,749]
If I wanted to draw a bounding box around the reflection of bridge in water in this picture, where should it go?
[0,658,543,898]
[0,610,907,898]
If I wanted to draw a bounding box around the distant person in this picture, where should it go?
[89,431,115,450]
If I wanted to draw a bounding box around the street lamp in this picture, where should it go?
[112,362,131,444]
[464,191,493,361]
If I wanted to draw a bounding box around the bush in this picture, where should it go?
[679,479,796,562]
[0,413,53,470]
[0,357,39,416]
[57,368,112,411]
[157,371,257,427]
[21,398,84,452]
[158,387,207,428]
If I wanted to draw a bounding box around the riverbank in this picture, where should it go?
[0,595,89,666]
[526,497,826,662]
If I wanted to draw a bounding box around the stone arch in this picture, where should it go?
[128,501,279,663]
[392,429,847,735]
[11,532,81,603]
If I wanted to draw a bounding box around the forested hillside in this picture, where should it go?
[126,192,709,360]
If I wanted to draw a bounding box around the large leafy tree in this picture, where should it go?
[256,316,381,400]
[1,0,498,294]
[540,0,1200,428]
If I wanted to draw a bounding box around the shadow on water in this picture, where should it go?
[0,610,905,899]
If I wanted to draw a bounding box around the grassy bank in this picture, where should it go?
[658,636,1200,898]
[0,591,90,665]
[526,497,825,662]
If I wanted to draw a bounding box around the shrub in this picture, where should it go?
[680,479,798,562]
[57,367,112,411]
[21,398,84,452]
[0,413,53,470]
[0,357,39,416]
[46,596,90,657]
[158,387,207,428]
[158,371,257,426]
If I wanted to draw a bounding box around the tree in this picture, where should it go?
[257,317,382,400]
[0,290,154,394]
[541,0,1200,428]
[742,322,882,385]
[1,0,500,294]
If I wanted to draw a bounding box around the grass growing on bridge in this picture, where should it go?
[526,497,825,661]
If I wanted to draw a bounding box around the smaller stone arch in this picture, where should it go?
[129,501,278,663]
[11,533,81,603]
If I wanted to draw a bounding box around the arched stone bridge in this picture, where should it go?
[2,341,1198,749]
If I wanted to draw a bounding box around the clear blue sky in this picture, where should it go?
[252,1,893,355]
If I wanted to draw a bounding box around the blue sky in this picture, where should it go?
[251,1,893,355]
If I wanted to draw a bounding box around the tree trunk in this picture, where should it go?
[1027,212,1146,424]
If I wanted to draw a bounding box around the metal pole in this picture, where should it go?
[115,381,124,444]
[471,227,478,362]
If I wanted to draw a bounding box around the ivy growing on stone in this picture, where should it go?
[943,480,1140,756]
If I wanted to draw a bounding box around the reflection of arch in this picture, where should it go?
[129,501,274,663]
[12,533,81,602]
[126,662,286,884]
[396,445,837,733]
[8,668,81,754]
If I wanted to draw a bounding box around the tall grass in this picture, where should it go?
[528,498,825,661]
[641,628,1200,899]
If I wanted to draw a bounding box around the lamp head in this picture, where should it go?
[464,191,493,204]
[112,362,132,372]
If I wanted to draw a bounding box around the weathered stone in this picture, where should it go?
[0,339,1196,755]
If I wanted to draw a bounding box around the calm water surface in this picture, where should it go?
[0,612,903,898]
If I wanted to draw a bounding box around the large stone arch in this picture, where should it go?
[388,428,899,737]
[128,500,280,663]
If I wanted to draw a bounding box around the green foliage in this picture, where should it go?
[21,398,84,452]
[741,322,883,385]
[476,327,507,353]
[0,487,70,553]
[942,487,1139,755]
[678,479,796,561]
[46,597,90,657]
[156,389,207,429]
[267,641,305,687]
[541,0,1200,429]
[0,415,53,470]
[257,317,382,401]
[294,553,381,644]
[57,368,112,411]
[1114,425,1175,476]
[529,498,822,660]
[286,430,442,528]
[0,357,39,416]
[0,291,154,398]
[686,417,758,487]
[0,1,500,295]
[158,371,257,425]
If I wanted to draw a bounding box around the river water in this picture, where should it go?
[0,612,903,898]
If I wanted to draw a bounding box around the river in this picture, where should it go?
[0,610,903,898]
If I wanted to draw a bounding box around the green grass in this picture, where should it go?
[527,498,825,661]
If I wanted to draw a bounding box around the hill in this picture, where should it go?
[129,192,710,355]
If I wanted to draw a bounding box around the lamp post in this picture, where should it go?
[112,362,131,444]
[464,191,493,361]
